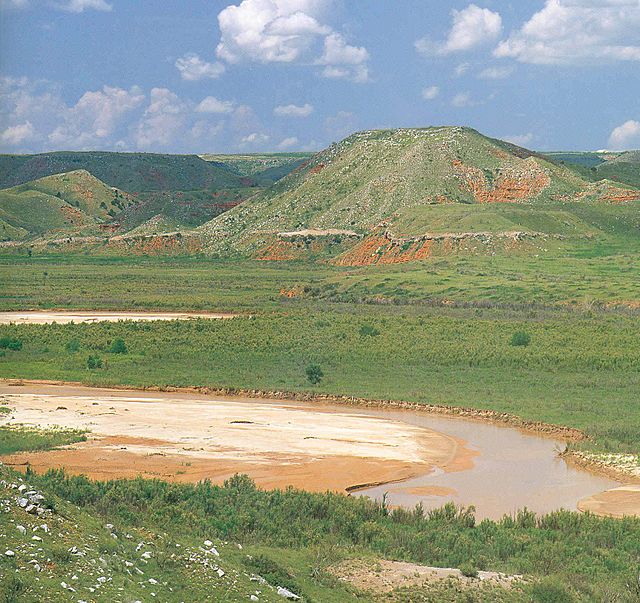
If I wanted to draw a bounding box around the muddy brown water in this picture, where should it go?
[351,408,620,519]
[0,384,621,520]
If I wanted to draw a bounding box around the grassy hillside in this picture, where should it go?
[0,170,138,240]
[198,127,638,259]
[0,151,250,192]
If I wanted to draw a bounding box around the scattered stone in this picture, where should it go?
[32,535,42,541]
[276,586,300,600]
[204,539,213,547]
[16,525,26,535]
[4,550,15,557]
[148,578,158,585]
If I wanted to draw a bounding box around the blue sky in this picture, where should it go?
[1,0,639,154]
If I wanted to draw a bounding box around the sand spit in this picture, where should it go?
[0,311,237,325]
[0,384,474,493]
[578,485,640,519]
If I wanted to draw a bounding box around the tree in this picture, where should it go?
[305,364,324,385]
[86,355,103,369]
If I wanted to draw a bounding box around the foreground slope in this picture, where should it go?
[198,127,639,261]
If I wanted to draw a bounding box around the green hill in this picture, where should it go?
[544,150,640,189]
[197,127,640,261]
[0,151,250,192]
[0,170,136,240]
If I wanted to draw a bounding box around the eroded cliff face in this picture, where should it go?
[331,229,546,267]
[452,159,552,203]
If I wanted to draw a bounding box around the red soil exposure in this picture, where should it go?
[596,187,640,204]
[106,234,202,255]
[59,205,85,224]
[280,286,304,299]
[452,160,551,203]
[309,162,326,175]
[332,236,435,267]
[256,240,300,261]
[332,231,537,267]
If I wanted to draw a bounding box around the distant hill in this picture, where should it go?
[0,151,249,192]
[200,152,313,186]
[0,170,134,240]
[544,150,640,189]
[0,151,306,233]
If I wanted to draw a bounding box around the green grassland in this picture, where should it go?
[544,150,640,189]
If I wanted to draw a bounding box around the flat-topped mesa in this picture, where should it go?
[197,125,621,258]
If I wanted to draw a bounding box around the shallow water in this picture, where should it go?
[0,311,235,324]
[352,408,620,519]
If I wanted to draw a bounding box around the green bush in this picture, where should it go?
[359,324,381,337]
[109,338,128,354]
[0,337,22,351]
[305,363,324,384]
[65,339,80,353]
[510,331,531,347]
[529,577,575,602]
[86,354,103,369]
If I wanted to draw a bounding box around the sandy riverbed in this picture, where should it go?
[0,384,474,492]
[0,311,236,324]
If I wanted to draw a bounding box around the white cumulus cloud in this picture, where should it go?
[57,0,112,12]
[215,0,369,81]
[196,96,235,114]
[421,86,440,100]
[175,53,225,81]
[416,4,502,56]
[277,136,299,149]
[274,103,314,117]
[608,120,640,150]
[495,0,640,65]
[0,121,35,145]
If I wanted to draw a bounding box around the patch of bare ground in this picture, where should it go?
[330,558,523,595]
[578,485,640,519]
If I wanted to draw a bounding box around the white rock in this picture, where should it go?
[32,535,42,541]
[217,568,225,578]
[125,561,134,567]
[97,576,107,584]
[276,586,300,600]
[210,546,220,557]
[204,540,213,547]
[141,551,152,559]
[105,524,114,530]
[17,498,28,508]
[4,550,15,557]
[148,578,158,584]
[250,596,259,602]
[16,525,26,535]
[18,484,27,492]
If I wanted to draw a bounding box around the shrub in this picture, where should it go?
[0,337,22,351]
[109,338,128,354]
[459,562,478,578]
[529,577,575,602]
[86,354,103,369]
[65,339,80,353]
[510,331,531,347]
[359,324,381,337]
[305,364,324,385]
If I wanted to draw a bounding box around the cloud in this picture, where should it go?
[56,0,112,12]
[421,86,440,100]
[478,65,514,79]
[175,53,225,81]
[215,0,370,81]
[0,121,35,145]
[240,132,270,146]
[216,0,330,63]
[454,62,471,77]
[495,0,640,65]
[277,136,299,149]
[0,78,237,153]
[503,132,534,146]
[274,103,314,117]
[48,85,145,148]
[318,33,370,82]
[416,4,502,56]
[133,88,189,149]
[608,120,640,150]
[196,96,235,114]
[451,92,476,107]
